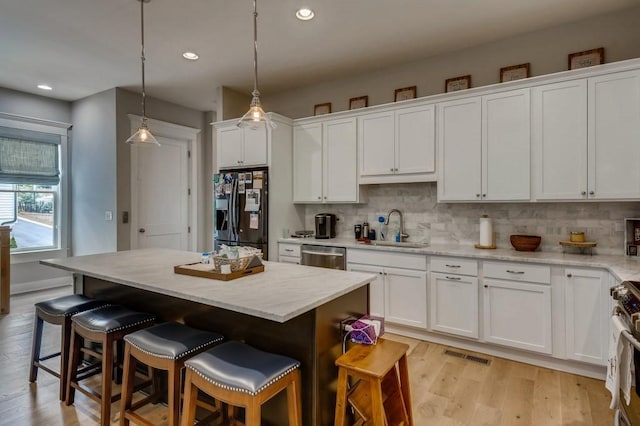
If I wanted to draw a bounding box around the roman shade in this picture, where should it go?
[0,126,60,185]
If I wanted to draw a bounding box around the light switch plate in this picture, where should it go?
[105,210,113,221]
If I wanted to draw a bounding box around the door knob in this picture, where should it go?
[139,228,145,233]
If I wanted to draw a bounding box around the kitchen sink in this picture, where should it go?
[370,241,429,249]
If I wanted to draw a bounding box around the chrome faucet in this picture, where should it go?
[385,209,409,242]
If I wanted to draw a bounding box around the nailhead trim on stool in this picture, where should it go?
[29,294,107,401]
[120,322,224,426]
[66,305,156,426]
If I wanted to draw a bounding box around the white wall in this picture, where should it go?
[267,5,640,118]
[71,89,118,255]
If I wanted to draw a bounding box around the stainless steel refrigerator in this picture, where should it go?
[214,167,269,259]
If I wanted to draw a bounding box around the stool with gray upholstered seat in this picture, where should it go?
[29,294,107,401]
[119,321,224,426]
[65,304,156,426]
[181,340,302,426]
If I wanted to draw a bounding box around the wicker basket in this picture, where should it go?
[212,253,263,273]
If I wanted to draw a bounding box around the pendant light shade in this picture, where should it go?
[126,0,160,146]
[238,0,276,130]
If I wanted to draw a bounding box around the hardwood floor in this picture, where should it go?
[0,287,615,425]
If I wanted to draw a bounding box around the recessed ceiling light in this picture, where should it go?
[296,8,314,21]
[182,51,199,61]
[37,84,53,91]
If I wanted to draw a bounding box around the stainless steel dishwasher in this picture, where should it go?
[300,244,346,270]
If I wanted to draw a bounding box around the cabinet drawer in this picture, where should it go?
[279,255,300,265]
[278,243,301,258]
[348,249,426,270]
[483,261,550,284]
[431,256,478,276]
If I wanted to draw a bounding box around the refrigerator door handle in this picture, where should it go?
[230,178,237,240]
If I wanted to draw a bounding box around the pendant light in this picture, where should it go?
[238,0,275,130]
[126,0,160,146]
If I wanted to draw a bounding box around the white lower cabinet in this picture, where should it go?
[430,272,478,338]
[564,267,609,365]
[482,261,552,354]
[278,243,300,264]
[347,250,427,329]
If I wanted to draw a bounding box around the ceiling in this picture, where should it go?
[1,0,636,112]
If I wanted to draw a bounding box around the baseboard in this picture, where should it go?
[11,277,73,295]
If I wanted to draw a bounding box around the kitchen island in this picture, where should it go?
[41,248,374,426]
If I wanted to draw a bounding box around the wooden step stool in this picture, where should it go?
[334,338,413,426]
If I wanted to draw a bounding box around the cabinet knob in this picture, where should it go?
[394,168,398,172]
[589,191,595,195]
[390,168,394,172]
[482,194,487,197]
[378,271,383,275]
[237,160,241,164]
[317,196,321,200]
[484,285,488,288]
[324,196,327,199]
[567,273,572,278]
[476,194,480,198]
[581,191,587,195]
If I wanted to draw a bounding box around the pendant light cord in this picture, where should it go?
[252,0,259,99]
[140,0,147,123]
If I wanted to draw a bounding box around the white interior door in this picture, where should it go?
[133,135,189,250]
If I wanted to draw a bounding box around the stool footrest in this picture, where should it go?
[38,351,62,362]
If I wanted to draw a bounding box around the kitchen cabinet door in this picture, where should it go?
[323,118,357,202]
[588,69,640,200]
[430,272,478,338]
[483,279,552,354]
[358,111,395,177]
[242,127,268,166]
[437,97,482,201]
[482,88,530,201]
[348,264,385,319]
[293,123,323,203]
[565,268,608,365]
[385,267,427,329]
[396,104,436,176]
[217,126,244,169]
[532,79,587,200]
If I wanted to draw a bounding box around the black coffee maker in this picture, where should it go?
[315,213,336,239]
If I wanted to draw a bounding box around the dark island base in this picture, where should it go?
[81,276,368,426]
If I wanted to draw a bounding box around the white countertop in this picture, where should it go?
[279,237,640,282]
[40,248,375,323]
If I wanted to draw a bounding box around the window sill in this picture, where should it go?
[10,248,69,265]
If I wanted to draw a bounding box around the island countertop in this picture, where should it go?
[40,248,375,323]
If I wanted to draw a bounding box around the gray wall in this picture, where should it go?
[0,87,73,291]
[267,5,640,118]
[70,88,118,255]
[115,88,211,251]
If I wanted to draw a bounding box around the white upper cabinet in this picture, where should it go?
[359,104,436,184]
[532,79,588,200]
[293,117,359,203]
[533,69,640,200]
[438,89,530,202]
[588,70,640,199]
[437,97,482,201]
[217,125,268,169]
[482,89,531,201]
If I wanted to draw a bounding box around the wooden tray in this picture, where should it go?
[559,241,597,248]
[174,262,264,281]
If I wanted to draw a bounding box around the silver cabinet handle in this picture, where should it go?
[301,250,344,257]
[506,270,525,274]
[285,248,294,252]
[445,264,461,268]
[445,276,461,280]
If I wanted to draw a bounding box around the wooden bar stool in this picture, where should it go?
[181,341,302,426]
[334,338,414,426]
[28,294,107,401]
[65,305,156,426]
[119,321,224,426]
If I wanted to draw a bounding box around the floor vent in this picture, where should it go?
[443,349,491,365]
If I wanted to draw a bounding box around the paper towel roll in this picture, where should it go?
[479,215,493,246]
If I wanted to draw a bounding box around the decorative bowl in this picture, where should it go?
[510,235,541,251]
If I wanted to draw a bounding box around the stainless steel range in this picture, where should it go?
[611,280,640,425]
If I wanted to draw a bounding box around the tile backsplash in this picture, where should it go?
[304,182,640,255]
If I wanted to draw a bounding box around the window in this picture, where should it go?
[0,113,69,257]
